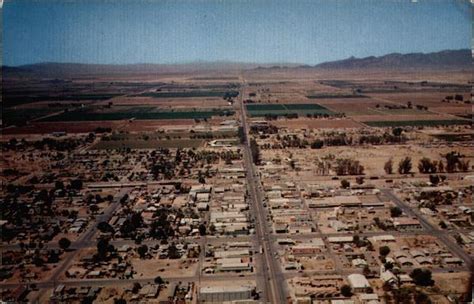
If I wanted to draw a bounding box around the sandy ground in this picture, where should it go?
[132,257,198,278]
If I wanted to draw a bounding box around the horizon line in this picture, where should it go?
[4,48,469,68]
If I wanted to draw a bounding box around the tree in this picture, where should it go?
[445,151,460,173]
[198,224,207,236]
[340,179,350,189]
[335,158,364,175]
[209,224,216,234]
[390,207,402,217]
[429,174,440,185]
[355,176,364,185]
[97,238,111,260]
[137,245,148,259]
[132,282,141,294]
[131,212,143,228]
[458,160,470,172]
[437,161,444,173]
[418,157,437,174]
[340,284,352,297]
[392,127,403,137]
[398,157,412,174]
[168,243,181,259]
[89,204,99,214]
[384,261,394,270]
[410,268,434,286]
[353,234,360,245]
[98,221,114,234]
[379,246,391,257]
[70,179,83,190]
[55,181,65,190]
[384,158,393,174]
[154,276,164,285]
[58,238,71,251]
[310,139,324,149]
[249,139,261,165]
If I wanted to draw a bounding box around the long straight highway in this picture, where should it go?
[239,76,287,303]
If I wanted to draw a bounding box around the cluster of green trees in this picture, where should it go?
[335,158,364,176]
[384,151,471,176]
[249,139,261,165]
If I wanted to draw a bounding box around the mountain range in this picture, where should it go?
[3,49,471,77]
[314,49,471,69]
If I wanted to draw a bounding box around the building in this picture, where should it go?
[199,285,254,303]
[327,236,353,243]
[347,274,371,292]
[291,239,325,255]
[393,218,422,231]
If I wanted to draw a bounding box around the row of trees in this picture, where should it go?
[335,158,364,176]
[384,152,471,175]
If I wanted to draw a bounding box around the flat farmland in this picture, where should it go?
[40,106,235,122]
[132,90,238,98]
[3,107,65,126]
[97,96,231,108]
[245,103,335,117]
[270,118,363,129]
[313,97,392,116]
[372,108,433,115]
[367,91,471,115]
[353,113,459,122]
[2,121,125,135]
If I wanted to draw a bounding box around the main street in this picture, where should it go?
[239,76,287,304]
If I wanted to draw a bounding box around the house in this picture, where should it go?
[347,274,371,292]
[291,240,325,255]
[398,257,414,266]
[328,236,353,243]
[380,270,398,286]
[217,258,252,272]
[415,256,433,265]
[199,285,255,302]
[369,235,396,243]
[139,284,159,298]
[393,218,422,231]
[352,258,368,268]
[443,257,463,265]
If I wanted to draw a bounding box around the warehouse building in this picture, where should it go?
[199,285,255,303]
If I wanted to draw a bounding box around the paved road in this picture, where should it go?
[381,189,473,268]
[239,76,287,304]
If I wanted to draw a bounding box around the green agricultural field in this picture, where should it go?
[4,93,121,108]
[373,108,429,115]
[245,103,335,117]
[3,108,65,126]
[40,107,235,122]
[92,138,204,150]
[363,120,471,127]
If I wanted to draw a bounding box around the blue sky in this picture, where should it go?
[3,0,471,66]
